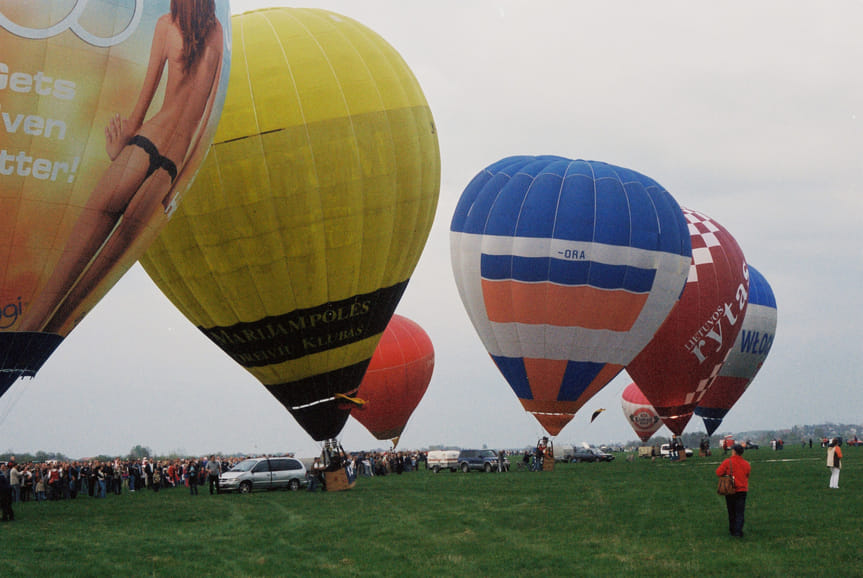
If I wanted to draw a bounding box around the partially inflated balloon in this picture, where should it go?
[0,1,230,395]
[695,266,777,435]
[141,8,440,441]
[621,382,662,443]
[351,314,434,444]
[450,156,691,436]
[627,208,749,436]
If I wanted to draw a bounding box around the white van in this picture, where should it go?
[426,450,459,473]
[219,456,307,493]
[659,444,694,458]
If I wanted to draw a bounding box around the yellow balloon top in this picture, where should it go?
[141,8,440,441]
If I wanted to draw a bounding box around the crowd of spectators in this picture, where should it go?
[353,451,424,477]
[0,455,243,503]
[0,451,432,504]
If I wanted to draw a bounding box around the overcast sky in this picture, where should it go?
[1,0,861,459]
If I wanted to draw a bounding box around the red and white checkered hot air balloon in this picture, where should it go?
[621,382,662,443]
[626,208,749,436]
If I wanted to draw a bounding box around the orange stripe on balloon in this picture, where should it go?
[481,280,648,331]
[532,413,574,437]
[519,362,624,436]
[523,358,568,402]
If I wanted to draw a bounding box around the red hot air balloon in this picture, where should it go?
[621,382,662,443]
[626,208,749,436]
[351,315,434,446]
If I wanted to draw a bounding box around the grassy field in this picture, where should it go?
[1,445,860,576]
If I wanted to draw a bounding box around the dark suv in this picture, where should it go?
[457,449,500,472]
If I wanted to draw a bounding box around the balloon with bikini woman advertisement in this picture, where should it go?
[0,1,231,395]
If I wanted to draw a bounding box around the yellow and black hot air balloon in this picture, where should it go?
[140,8,440,443]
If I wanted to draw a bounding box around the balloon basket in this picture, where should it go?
[542,459,555,472]
[324,469,355,492]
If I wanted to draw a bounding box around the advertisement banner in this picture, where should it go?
[0,0,231,392]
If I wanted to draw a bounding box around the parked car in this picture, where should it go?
[743,441,759,450]
[457,449,500,472]
[570,447,615,462]
[219,456,307,493]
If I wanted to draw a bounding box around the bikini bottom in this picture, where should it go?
[129,135,178,183]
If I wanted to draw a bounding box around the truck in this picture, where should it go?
[638,446,659,458]
[426,450,459,473]
[555,444,576,462]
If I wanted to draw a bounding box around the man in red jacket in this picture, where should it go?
[716,444,751,538]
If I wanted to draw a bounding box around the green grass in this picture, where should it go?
[2,445,861,576]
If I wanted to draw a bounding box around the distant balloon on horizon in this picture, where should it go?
[621,382,663,443]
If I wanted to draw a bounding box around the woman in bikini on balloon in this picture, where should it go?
[21,0,224,335]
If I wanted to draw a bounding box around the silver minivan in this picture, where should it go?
[219,456,307,493]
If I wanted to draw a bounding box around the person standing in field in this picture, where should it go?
[827,438,842,489]
[716,444,751,538]
[187,459,199,495]
[206,456,221,494]
[0,463,14,522]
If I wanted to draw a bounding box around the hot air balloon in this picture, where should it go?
[140,8,440,449]
[621,382,662,443]
[450,156,691,437]
[627,208,749,436]
[0,1,231,396]
[351,314,434,447]
[695,266,777,435]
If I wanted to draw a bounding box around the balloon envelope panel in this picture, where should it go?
[141,8,440,441]
[621,382,662,443]
[0,1,231,395]
[627,208,749,436]
[450,156,691,436]
[695,266,777,435]
[352,315,434,441]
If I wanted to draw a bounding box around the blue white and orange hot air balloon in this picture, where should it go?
[627,208,749,436]
[450,156,691,436]
[695,266,777,435]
